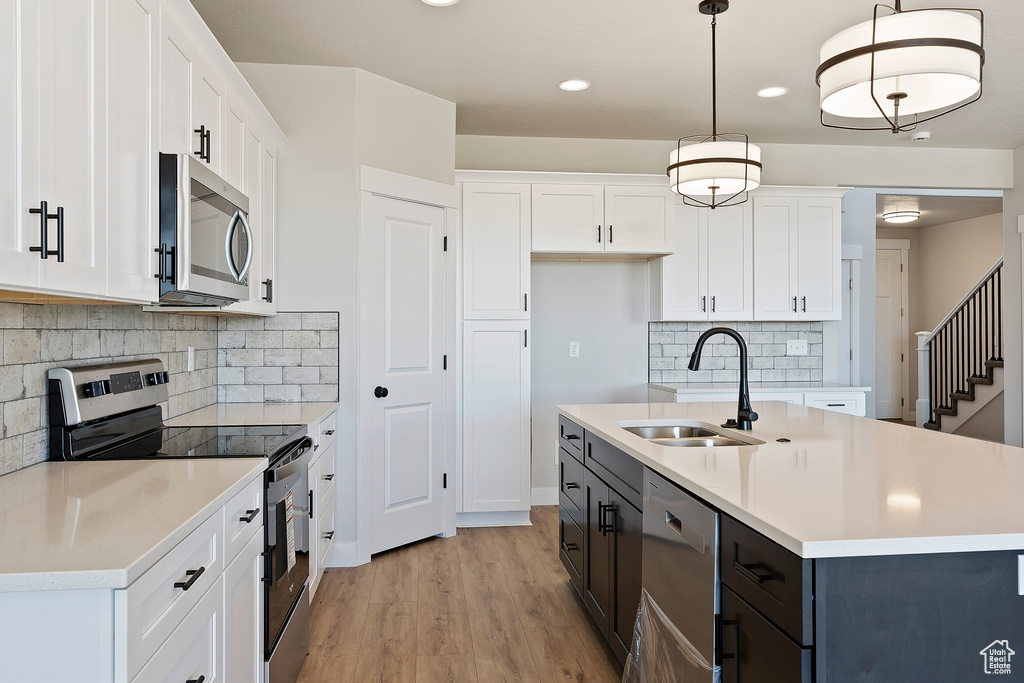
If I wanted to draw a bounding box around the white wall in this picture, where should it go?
[1002,146,1024,446]
[237,63,456,549]
[531,262,650,491]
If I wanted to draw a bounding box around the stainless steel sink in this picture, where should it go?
[619,422,764,448]
[622,425,718,440]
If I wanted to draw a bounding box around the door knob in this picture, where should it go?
[374,386,389,398]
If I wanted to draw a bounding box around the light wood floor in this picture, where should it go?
[298,505,622,683]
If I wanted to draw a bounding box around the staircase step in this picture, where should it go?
[987,359,1004,369]
[950,391,973,402]
[968,375,994,386]
[923,421,940,431]
[935,406,958,417]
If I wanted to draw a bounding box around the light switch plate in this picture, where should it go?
[569,341,580,358]
[787,340,808,356]
[187,346,195,372]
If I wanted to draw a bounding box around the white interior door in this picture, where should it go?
[876,249,904,419]
[363,195,447,554]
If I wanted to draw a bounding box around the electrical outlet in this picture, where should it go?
[187,346,195,372]
[787,339,808,356]
[569,341,580,358]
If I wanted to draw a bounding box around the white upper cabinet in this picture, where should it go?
[531,184,604,253]
[753,193,843,321]
[603,185,674,254]
[158,4,199,156]
[106,0,160,303]
[463,183,531,320]
[531,183,673,255]
[651,202,752,321]
[222,88,247,192]
[192,62,225,174]
[258,137,278,314]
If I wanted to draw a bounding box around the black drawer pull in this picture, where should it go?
[323,530,335,540]
[827,403,846,407]
[324,429,335,436]
[187,677,206,683]
[323,473,335,481]
[563,434,580,441]
[561,542,579,552]
[563,482,579,490]
[719,619,738,664]
[239,508,260,523]
[174,566,206,591]
[734,560,774,585]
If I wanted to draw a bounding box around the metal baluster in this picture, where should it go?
[930,337,937,424]
[958,308,964,393]
[983,280,990,364]
[997,267,1003,360]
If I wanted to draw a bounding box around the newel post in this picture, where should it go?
[916,332,931,428]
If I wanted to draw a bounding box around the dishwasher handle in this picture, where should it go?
[665,510,706,555]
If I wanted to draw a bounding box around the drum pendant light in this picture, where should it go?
[816,1,984,133]
[667,0,761,209]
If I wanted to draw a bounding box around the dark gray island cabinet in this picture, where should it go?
[557,415,1024,682]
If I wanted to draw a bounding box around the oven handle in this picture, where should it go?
[268,437,314,483]
[225,209,253,283]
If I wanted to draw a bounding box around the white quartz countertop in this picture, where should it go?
[557,401,1024,559]
[0,459,265,592]
[165,401,338,428]
[649,382,871,394]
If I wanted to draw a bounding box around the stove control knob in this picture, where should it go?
[82,380,111,398]
[145,371,170,386]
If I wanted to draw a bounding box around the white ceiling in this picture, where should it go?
[876,194,1003,229]
[191,0,1024,148]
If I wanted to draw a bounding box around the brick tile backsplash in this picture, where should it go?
[216,312,339,406]
[649,321,824,384]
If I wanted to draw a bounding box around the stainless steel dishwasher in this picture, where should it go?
[638,467,721,682]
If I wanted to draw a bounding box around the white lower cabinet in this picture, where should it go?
[308,409,338,600]
[462,321,532,513]
[650,387,868,417]
[223,531,265,683]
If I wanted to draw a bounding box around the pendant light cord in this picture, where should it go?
[711,10,718,139]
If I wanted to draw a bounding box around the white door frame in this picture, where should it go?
[838,246,863,387]
[877,239,912,421]
[356,166,459,566]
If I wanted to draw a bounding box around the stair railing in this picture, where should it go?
[916,258,1003,428]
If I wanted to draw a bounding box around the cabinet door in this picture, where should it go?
[462,321,531,512]
[651,204,707,321]
[753,196,799,321]
[721,587,812,683]
[531,184,604,253]
[462,183,531,319]
[796,197,842,320]
[259,138,278,313]
[609,494,642,665]
[192,57,224,173]
[222,89,246,192]
[603,185,673,254]
[223,119,263,315]
[707,202,754,321]
[31,0,107,296]
[0,0,40,288]
[224,531,264,683]
[583,468,612,636]
[106,0,159,303]
[158,5,199,156]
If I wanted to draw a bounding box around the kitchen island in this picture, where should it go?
[557,401,1024,682]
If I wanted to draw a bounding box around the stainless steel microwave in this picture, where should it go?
[156,154,252,306]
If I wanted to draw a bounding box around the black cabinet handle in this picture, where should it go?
[711,295,716,313]
[564,434,580,441]
[802,296,807,313]
[323,473,335,481]
[54,206,65,262]
[524,293,528,312]
[374,386,388,398]
[702,295,707,312]
[174,566,206,591]
[324,429,335,436]
[204,128,212,162]
[602,503,617,537]
[323,530,334,540]
[563,482,579,490]
[29,201,62,261]
[718,619,738,667]
[733,560,774,585]
[154,243,176,283]
[561,542,579,552]
[194,125,207,159]
[792,296,797,313]
[597,225,601,243]
[524,329,528,348]
[239,508,260,523]
[609,225,613,243]
[186,677,206,683]
[262,278,273,303]
[827,403,845,407]
[308,490,314,519]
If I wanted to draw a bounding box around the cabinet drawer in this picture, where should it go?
[118,509,222,680]
[559,448,584,524]
[558,506,584,596]
[132,577,224,683]
[318,411,338,450]
[804,393,865,417]
[585,432,643,510]
[558,415,584,462]
[721,515,813,646]
[223,475,264,566]
[317,447,336,504]
[318,493,335,567]
[721,586,811,683]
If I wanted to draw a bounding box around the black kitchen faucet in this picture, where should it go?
[688,326,758,430]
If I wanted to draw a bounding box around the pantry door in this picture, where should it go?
[362,194,447,554]
[876,247,906,419]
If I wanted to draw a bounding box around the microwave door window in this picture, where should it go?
[190,179,239,283]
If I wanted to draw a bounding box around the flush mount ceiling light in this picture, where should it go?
[883,210,921,223]
[816,1,984,133]
[421,0,460,5]
[757,86,789,98]
[668,0,761,209]
[558,79,591,92]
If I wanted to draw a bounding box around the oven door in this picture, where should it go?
[265,438,313,658]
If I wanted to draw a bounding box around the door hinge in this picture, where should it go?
[849,278,854,291]
[443,235,448,251]
[901,398,905,407]
[901,353,904,362]
[443,473,447,489]
[900,263,904,272]
[443,354,447,370]
[901,308,904,317]
[850,349,854,360]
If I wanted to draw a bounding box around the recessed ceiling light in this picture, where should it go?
[558,79,590,92]
[883,210,921,224]
[421,0,459,5]
[757,86,789,98]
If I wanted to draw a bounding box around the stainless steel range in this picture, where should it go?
[47,358,312,683]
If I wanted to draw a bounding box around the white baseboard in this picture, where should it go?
[326,541,368,568]
[456,510,532,527]
[531,487,559,506]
